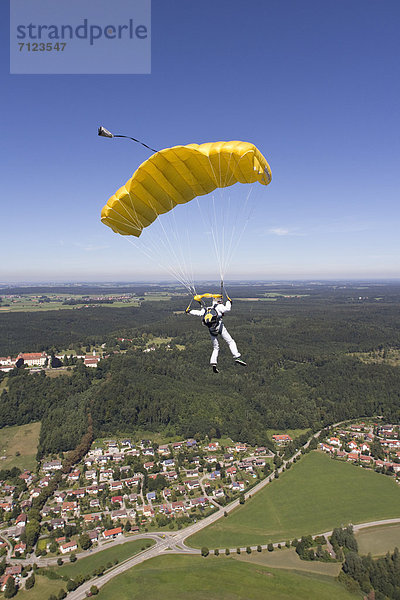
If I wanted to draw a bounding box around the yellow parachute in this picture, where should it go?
[101,141,271,237]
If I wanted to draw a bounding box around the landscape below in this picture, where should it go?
[1,281,400,599]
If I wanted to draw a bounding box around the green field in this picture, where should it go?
[356,523,400,557]
[96,554,357,600]
[18,574,66,600]
[236,547,341,576]
[53,538,155,580]
[187,451,400,548]
[0,422,41,471]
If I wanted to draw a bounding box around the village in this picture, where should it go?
[319,422,400,476]
[0,432,280,592]
[0,417,399,593]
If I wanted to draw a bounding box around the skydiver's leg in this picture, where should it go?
[220,325,240,359]
[210,333,219,365]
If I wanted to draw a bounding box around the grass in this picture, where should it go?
[0,377,8,392]
[187,451,400,548]
[0,422,41,471]
[236,547,341,577]
[356,523,400,557]
[52,538,155,579]
[95,554,358,600]
[17,574,66,600]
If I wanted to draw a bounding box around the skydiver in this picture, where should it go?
[186,294,247,373]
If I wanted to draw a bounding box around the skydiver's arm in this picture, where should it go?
[188,308,205,316]
[216,300,231,315]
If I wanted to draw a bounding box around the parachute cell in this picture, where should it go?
[101,141,271,237]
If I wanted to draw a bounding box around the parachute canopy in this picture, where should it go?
[101,140,272,237]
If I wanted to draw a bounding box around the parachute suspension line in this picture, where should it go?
[135,191,197,295]
[124,237,195,295]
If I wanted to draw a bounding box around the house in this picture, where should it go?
[208,442,219,451]
[111,509,128,520]
[19,471,33,485]
[235,443,247,452]
[185,479,200,490]
[327,437,341,446]
[163,488,172,499]
[111,496,123,505]
[158,444,170,455]
[84,356,100,367]
[51,518,65,529]
[83,513,101,524]
[146,491,156,501]
[184,469,198,478]
[272,434,292,444]
[172,441,184,450]
[62,501,78,515]
[320,442,335,453]
[43,460,62,472]
[226,467,237,477]
[5,565,22,577]
[72,489,86,499]
[17,352,47,366]
[142,505,154,517]
[103,527,123,539]
[190,496,207,507]
[171,501,185,512]
[68,470,81,481]
[15,514,27,528]
[0,502,12,512]
[60,541,78,554]
[109,481,123,491]
[347,452,360,462]
[143,462,154,470]
[142,447,155,456]
[87,530,99,542]
[162,459,175,469]
[348,441,359,451]
[12,543,26,556]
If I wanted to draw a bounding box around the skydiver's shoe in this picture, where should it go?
[212,365,219,374]
[235,358,247,367]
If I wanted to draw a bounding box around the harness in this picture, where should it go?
[202,306,223,336]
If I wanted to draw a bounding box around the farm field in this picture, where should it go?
[52,538,155,580]
[0,291,177,313]
[95,554,357,600]
[187,451,400,548]
[235,547,342,577]
[356,523,400,557]
[0,422,41,471]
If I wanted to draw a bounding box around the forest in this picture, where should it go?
[1,282,400,457]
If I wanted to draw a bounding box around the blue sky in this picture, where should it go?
[1,0,400,283]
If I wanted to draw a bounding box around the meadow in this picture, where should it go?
[95,554,357,600]
[0,422,41,471]
[236,547,341,576]
[356,523,400,557]
[52,538,155,580]
[187,451,400,548]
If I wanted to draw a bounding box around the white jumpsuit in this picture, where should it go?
[189,300,241,365]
